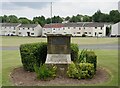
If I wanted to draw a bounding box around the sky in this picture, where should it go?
[0,0,120,20]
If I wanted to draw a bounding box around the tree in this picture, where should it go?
[46,18,51,24]
[8,15,19,23]
[65,16,70,21]
[52,16,63,23]
[83,15,92,22]
[109,10,120,23]
[1,15,9,23]
[33,16,46,27]
[92,10,104,22]
[19,17,31,24]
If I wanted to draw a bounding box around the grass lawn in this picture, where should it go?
[1,36,118,46]
[1,50,118,86]
[1,36,119,86]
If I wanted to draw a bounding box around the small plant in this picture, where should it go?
[78,63,95,79]
[78,49,97,71]
[67,62,79,79]
[34,64,57,80]
[67,62,95,79]
[77,49,87,63]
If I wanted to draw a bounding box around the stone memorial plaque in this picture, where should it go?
[45,34,72,77]
[45,34,72,64]
[52,37,67,45]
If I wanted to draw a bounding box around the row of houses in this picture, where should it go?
[0,22,119,37]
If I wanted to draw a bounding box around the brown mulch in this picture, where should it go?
[10,67,110,86]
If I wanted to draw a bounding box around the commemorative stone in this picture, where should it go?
[45,34,72,77]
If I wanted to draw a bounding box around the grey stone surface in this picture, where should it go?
[45,34,72,64]
[45,54,71,64]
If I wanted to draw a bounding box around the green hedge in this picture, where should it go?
[78,50,97,71]
[86,51,97,71]
[20,42,79,72]
[20,42,47,71]
[70,43,79,62]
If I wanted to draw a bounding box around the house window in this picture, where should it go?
[84,32,87,34]
[13,32,15,33]
[53,28,55,30]
[89,32,91,34]
[28,28,29,30]
[95,27,97,29]
[63,28,65,30]
[31,33,34,35]
[33,28,34,31]
[19,32,21,34]
[14,27,15,30]
[99,32,102,34]
[74,27,76,29]
[64,32,66,33]
[77,32,81,34]
[84,27,85,29]
[68,27,70,29]
[79,28,81,30]
[101,27,102,30]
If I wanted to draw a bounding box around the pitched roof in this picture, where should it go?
[84,23,104,27]
[43,22,105,28]
[19,24,38,28]
[1,23,20,27]
[44,23,64,28]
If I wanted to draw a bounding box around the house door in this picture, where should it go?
[27,32,30,36]
[95,32,97,36]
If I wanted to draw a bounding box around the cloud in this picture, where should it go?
[2,2,50,10]
[1,1,119,20]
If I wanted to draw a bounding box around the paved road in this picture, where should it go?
[0,44,119,50]
[79,44,119,50]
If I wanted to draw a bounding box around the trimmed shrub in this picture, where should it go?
[86,51,97,71]
[20,42,79,72]
[34,64,57,80]
[78,50,97,71]
[70,43,79,62]
[20,42,47,71]
[67,62,95,79]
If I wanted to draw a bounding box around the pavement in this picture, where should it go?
[0,44,119,50]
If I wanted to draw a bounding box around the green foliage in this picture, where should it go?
[78,49,87,63]
[19,17,31,24]
[78,63,95,79]
[20,42,78,72]
[78,50,97,71]
[67,62,95,79]
[34,64,57,80]
[20,42,47,71]
[33,16,46,27]
[67,62,79,79]
[1,10,120,24]
[86,51,97,71]
[70,43,79,62]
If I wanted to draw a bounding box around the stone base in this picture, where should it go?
[45,54,71,64]
[46,64,70,78]
[45,54,71,77]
